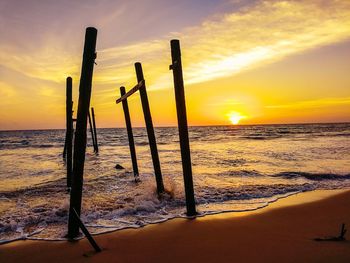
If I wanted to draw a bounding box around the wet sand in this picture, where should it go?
[1,189,350,263]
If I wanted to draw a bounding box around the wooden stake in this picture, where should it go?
[68,27,97,238]
[134,62,164,194]
[170,39,196,216]
[88,110,96,151]
[66,77,73,188]
[71,208,102,252]
[120,86,139,179]
[91,107,99,153]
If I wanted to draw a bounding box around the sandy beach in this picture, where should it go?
[1,189,349,263]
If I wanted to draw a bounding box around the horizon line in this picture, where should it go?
[1,121,349,132]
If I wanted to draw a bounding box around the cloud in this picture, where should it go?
[265,97,350,109]
[97,0,350,92]
[1,0,350,91]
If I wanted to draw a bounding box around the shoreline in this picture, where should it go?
[0,189,345,244]
[1,188,350,262]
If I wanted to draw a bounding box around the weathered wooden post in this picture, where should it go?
[135,62,164,194]
[120,86,139,179]
[88,110,97,151]
[170,40,196,216]
[66,77,73,188]
[91,107,99,153]
[68,27,97,238]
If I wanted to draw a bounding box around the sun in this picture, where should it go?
[227,111,246,125]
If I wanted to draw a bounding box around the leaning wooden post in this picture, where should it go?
[135,62,164,194]
[88,110,97,151]
[68,27,97,238]
[170,40,196,216]
[66,77,73,188]
[91,107,99,153]
[120,86,139,179]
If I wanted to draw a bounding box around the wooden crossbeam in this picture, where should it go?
[116,80,144,104]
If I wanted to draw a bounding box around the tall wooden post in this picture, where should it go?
[170,40,196,216]
[68,27,97,238]
[88,110,97,151]
[91,107,99,153]
[66,77,73,188]
[134,62,164,194]
[120,86,139,178]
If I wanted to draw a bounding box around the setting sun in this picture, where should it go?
[227,111,246,125]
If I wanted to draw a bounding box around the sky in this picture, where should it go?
[0,0,349,130]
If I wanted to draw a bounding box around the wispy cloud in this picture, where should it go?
[98,0,350,91]
[0,0,350,129]
[1,1,349,90]
[265,97,350,109]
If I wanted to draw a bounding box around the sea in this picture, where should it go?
[0,123,350,243]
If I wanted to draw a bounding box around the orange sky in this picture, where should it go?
[0,0,349,130]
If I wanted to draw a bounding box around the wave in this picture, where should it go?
[273,172,350,181]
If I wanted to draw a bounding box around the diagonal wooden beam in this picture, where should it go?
[116,80,144,104]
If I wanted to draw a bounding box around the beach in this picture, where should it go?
[1,189,349,263]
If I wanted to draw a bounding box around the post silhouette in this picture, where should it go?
[120,86,139,179]
[91,107,99,153]
[71,208,101,252]
[65,77,73,188]
[170,39,196,216]
[68,27,97,238]
[88,110,97,151]
[135,62,164,194]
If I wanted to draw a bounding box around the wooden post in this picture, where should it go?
[88,110,97,151]
[134,62,164,194]
[170,39,196,216]
[63,140,67,159]
[71,208,102,252]
[91,107,99,153]
[66,77,73,188]
[120,86,139,179]
[68,27,97,238]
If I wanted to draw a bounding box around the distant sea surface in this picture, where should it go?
[1,123,350,242]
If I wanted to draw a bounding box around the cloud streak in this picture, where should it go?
[1,0,350,90]
[265,97,350,109]
[1,0,350,129]
[98,0,350,91]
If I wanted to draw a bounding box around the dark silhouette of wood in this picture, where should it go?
[63,140,67,159]
[115,164,125,169]
[116,81,144,104]
[339,223,347,240]
[134,62,164,194]
[120,86,139,179]
[65,77,73,188]
[68,27,97,238]
[88,110,97,151]
[314,223,347,241]
[71,208,102,252]
[170,39,196,216]
[91,107,98,153]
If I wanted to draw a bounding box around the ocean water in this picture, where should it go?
[0,123,350,242]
